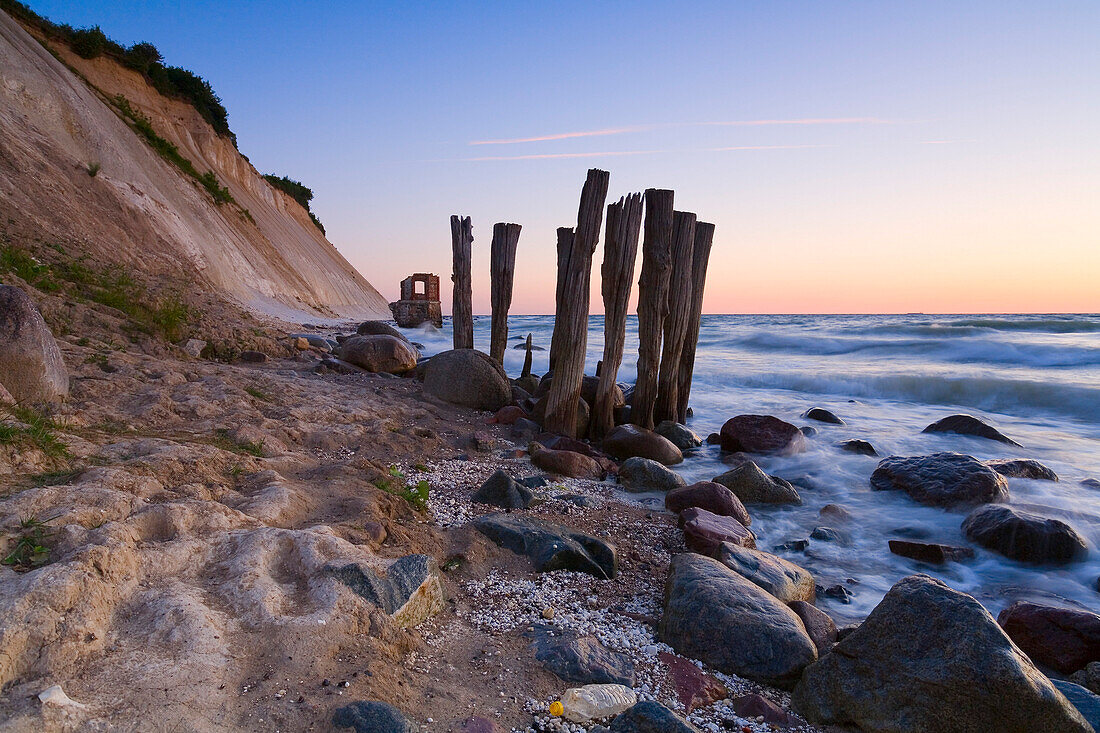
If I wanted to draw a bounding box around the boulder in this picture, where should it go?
[840,439,878,456]
[514,374,540,395]
[659,553,817,688]
[923,414,1021,446]
[987,458,1059,481]
[803,407,844,425]
[472,513,617,579]
[997,601,1100,674]
[665,482,751,527]
[0,285,68,403]
[680,507,756,555]
[531,393,590,436]
[719,415,805,454]
[730,694,796,726]
[332,701,416,732]
[712,461,801,505]
[490,405,527,425]
[789,600,837,654]
[657,651,728,713]
[601,424,683,465]
[1053,681,1100,733]
[714,542,815,603]
[510,418,541,442]
[526,624,635,686]
[1072,662,1100,695]
[338,335,418,374]
[619,457,686,493]
[791,574,1093,733]
[422,349,512,411]
[528,442,606,480]
[654,421,703,450]
[324,554,444,628]
[471,470,534,509]
[888,539,975,564]
[962,504,1087,563]
[1084,479,1100,491]
[800,425,818,437]
[356,320,407,340]
[870,452,1009,507]
[607,701,701,733]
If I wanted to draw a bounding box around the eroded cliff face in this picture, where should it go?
[0,10,390,321]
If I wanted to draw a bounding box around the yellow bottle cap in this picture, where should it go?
[548,700,564,717]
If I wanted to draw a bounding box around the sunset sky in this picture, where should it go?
[31,1,1100,314]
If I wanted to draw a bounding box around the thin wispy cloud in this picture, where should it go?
[470,118,891,146]
[456,144,828,162]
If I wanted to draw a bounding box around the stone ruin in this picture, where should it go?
[389,273,442,328]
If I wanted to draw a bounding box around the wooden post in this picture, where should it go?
[590,193,643,439]
[489,222,522,365]
[631,188,675,430]
[450,215,474,350]
[654,211,697,424]
[521,333,534,380]
[676,221,715,422]
[548,227,573,372]
[544,168,610,437]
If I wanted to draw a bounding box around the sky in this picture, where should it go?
[26,1,1100,314]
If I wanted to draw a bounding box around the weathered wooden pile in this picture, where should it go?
[449,168,714,440]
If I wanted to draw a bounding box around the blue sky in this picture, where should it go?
[26,1,1100,313]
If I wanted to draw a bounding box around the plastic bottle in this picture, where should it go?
[555,683,637,723]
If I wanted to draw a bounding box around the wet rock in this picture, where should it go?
[608,700,701,732]
[839,439,878,456]
[791,574,1093,733]
[775,539,810,553]
[986,458,1059,481]
[962,504,1087,563]
[490,405,527,425]
[602,424,683,465]
[324,554,444,628]
[238,350,267,363]
[870,452,1009,507]
[803,407,844,425]
[810,526,844,543]
[654,421,703,450]
[922,414,1021,446]
[997,601,1100,674]
[657,651,728,713]
[526,624,635,686]
[338,335,418,374]
[422,349,512,411]
[472,513,617,579]
[0,285,68,403]
[712,460,801,505]
[619,457,686,493]
[531,393,590,436]
[680,507,755,555]
[471,469,534,509]
[659,553,817,688]
[799,425,818,437]
[1082,478,1100,490]
[706,432,721,445]
[356,320,406,340]
[730,693,795,726]
[1053,681,1100,733]
[544,435,606,459]
[819,503,853,521]
[823,584,853,604]
[888,539,975,564]
[719,414,806,455]
[332,700,416,732]
[1071,662,1100,695]
[528,442,606,480]
[665,482,751,526]
[714,542,815,603]
[789,600,837,654]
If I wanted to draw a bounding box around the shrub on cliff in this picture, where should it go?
[70,25,110,58]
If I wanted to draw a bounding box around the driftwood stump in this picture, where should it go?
[676,221,715,422]
[489,222,522,365]
[521,333,534,380]
[544,169,610,437]
[549,227,574,372]
[655,211,697,423]
[450,215,474,350]
[590,193,643,439]
[631,188,675,429]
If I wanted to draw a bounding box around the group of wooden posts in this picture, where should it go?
[448,168,713,441]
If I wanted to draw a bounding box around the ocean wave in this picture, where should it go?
[707,370,1100,424]
[951,317,1100,333]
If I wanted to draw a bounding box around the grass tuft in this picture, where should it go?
[374,466,430,512]
[0,406,69,459]
[2,516,53,571]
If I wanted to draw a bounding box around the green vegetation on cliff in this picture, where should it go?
[262,175,326,234]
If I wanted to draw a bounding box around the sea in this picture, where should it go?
[404,313,1100,622]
